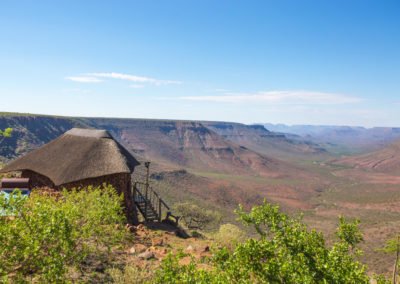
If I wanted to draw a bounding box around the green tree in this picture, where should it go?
[0,127,12,147]
[156,201,372,283]
[0,185,129,283]
[336,216,363,249]
[0,128,12,138]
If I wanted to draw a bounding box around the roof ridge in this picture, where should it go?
[65,128,111,138]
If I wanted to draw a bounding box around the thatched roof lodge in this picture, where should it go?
[0,128,140,224]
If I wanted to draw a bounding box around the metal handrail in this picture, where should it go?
[133,182,172,222]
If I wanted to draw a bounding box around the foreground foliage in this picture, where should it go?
[155,201,372,283]
[0,185,128,283]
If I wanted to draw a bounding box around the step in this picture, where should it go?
[136,201,155,206]
[138,206,157,212]
[139,209,157,214]
[138,208,157,214]
[146,217,159,221]
[138,209,158,216]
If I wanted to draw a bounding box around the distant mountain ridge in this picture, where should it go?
[263,123,400,154]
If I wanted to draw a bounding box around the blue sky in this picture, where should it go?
[0,0,399,127]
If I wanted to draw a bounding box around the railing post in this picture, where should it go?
[158,199,162,222]
[144,162,150,220]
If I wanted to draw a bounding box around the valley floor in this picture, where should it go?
[145,159,400,276]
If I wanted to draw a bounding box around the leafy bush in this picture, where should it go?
[155,201,372,283]
[107,265,154,284]
[212,223,246,250]
[155,254,212,283]
[0,185,129,283]
[336,216,363,249]
[174,202,221,230]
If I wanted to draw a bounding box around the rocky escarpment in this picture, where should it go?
[91,118,289,176]
[0,115,89,161]
[204,122,326,160]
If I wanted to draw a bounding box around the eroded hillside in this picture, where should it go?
[334,140,400,174]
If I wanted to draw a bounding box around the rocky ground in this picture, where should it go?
[99,222,214,283]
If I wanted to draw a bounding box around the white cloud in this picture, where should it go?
[86,72,182,85]
[180,90,362,105]
[129,84,145,89]
[65,76,102,83]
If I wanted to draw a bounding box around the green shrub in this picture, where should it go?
[155,254,213,283]
[174,202,221,230]
[336,216,363,249]
[107,265,154,284]
[213,223,246,250]
[155,201,372,283]
[0,184,128,283]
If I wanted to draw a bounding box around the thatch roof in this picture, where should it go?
[0,128,140,186]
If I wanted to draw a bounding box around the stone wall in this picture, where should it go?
[21,170,138,224]
[21,170,55,188]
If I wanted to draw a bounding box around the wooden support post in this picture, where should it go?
[393,235,400,284]
[131,181,139,225]
[144,162,150,221]
[159,199,162,222]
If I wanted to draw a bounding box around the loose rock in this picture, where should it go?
[138,251,155,260]
[186,245,194,253]
[134,243,147,253]
[128,246,136,254]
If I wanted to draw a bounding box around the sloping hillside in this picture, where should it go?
[334,140,400,174]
